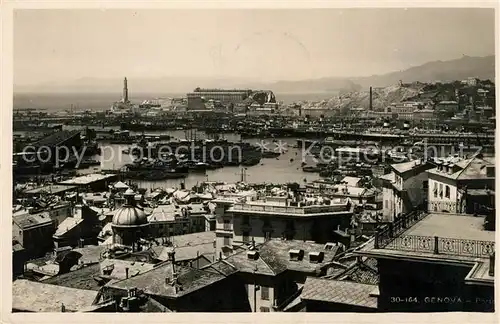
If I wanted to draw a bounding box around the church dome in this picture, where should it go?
[112,189,148,227]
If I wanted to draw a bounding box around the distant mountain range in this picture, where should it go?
[15,55,494,94]
[352,55,495,88]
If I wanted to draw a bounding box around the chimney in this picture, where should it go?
[247,250,259,260]
[308,251,324,264]
[167,249,176,263]
[369,87,373,111]
[289,249,304,261]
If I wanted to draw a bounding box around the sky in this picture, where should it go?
[14,8,495,86]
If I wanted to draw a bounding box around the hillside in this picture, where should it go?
[299,83,426,111]
[353,55,495,88]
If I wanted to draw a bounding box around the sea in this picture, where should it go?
[13,92,337,112]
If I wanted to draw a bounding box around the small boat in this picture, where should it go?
[261,150,280,158]
[302,166,321,172]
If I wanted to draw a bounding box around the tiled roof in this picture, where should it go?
[54,217,84,237]
[202,260,239,276]
[72,245,107,264]
[338,259,379,285]
[301,277,378,309]
[13,212,53,229]
[41,264,103,291]
[12,279,98,312]
[152,242,216,262]
[100,258,156,280]
[223,240,340,276]
[148,204,177,222]
[168,231,216,248]
[391,160,429,174]
[106,263,226,298]
[428,156,495,180]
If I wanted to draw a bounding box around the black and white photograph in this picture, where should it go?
[5,3,497,315]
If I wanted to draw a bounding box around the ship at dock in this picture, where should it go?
[126,135,265,169]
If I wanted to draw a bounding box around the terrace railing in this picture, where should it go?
[374,211,495,258]
[383,234,495,259]
[375,210,428,248]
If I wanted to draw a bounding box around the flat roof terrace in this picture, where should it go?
[405,213,495,242]
[229,200,351,216]
[356,211,495,267]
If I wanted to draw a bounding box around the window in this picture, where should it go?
[223,236,230,246]
[384,200,388,208]
[433,183,438,198]
[264,231,271,241]
[445,185,450,198]
[223,219,231,230]
[260,307,270,312]
[261,286,269,300]
[242,231,250,243]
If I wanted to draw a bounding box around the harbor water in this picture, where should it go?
[42,126,484,191]
[73,127,321,190]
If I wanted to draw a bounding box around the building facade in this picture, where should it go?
[187,88,253,110]
[213,194,353,257]
[427,155,495,213]
[380,159,434,222]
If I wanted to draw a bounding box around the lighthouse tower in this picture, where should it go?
[122,77,129,103]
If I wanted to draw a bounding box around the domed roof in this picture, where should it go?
[112,205,148,227]
[112,189,148,227]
